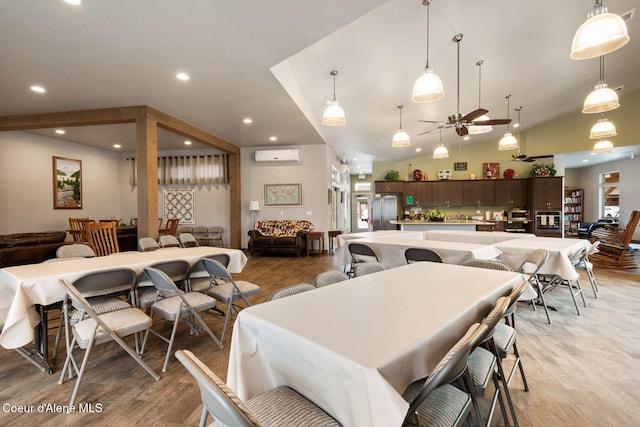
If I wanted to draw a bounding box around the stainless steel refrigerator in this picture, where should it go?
[372,195,400,230]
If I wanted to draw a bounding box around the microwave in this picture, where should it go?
[508,209,529,221]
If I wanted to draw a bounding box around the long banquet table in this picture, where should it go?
[228,262,524,427]
[0,246,247,350]
[423,229,536,244]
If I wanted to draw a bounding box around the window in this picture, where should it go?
[600,171,619,219]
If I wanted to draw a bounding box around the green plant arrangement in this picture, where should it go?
[425,208,446,221]
[530,163,557,177]
[384,170,400,181]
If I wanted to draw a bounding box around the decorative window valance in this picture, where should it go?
[127,154,229,185]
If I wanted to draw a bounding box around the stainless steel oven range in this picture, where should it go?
[534,210,562,234]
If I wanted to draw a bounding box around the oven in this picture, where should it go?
[503,220,531,233]
[508,209,529,221]
[534,210,562,234]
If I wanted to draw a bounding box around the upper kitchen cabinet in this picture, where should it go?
[462,180,495,207]
[495,179,528,207]
[375,180,404,194]
[403,181,432,207]
[432,181,463,207]
[530,176,563,210]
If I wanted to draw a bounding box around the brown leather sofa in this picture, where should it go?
[0,231,67,267]
[248,220,313,257]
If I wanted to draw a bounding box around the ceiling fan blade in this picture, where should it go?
[418,120,448,124]
[473,118,511,125]
[461,108,488,123]
[456,125,469,137]
[417,128,442,136]
[522,158,536,162]
[528,154,554,159]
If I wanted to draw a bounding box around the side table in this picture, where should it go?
[307,231,324,256]
[328,230,342,254]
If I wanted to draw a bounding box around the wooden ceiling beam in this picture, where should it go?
[0,106,147,131]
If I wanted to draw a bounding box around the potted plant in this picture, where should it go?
[530,163,557,177]
[384,170,400,181]
[425,208,446,222]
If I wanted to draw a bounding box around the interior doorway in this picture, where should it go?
[352,193,372,231]
[600,171,620,220]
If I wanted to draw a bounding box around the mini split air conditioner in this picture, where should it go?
[254,149,300,162]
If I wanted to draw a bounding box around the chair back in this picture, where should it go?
[68,217,95,243]
[175,349,261,427]
[348,242,378,264]
[405,247,443,264]
[405,322,487,422]
[72,268,138,300]
[517,249,548,276]
[268,284,316,301]
[313,270,348,287]
[142,267,182,295]
[57,243,96,258]
[587,240,600,256]
[179,232,199,248]
[479,296,510,344]
[204,253,231,268]
[138,237,160,252]
[162,218,180,236]
[504,281,531,319]
[461,259,513,271]
[87,222,119,256]
[208,226,224,247]
[159,235,181,248]
[148,260,191,289]
[59,279,108,328]
[352,261,387,277]
[200,258,232,282]
[569,247,587,266]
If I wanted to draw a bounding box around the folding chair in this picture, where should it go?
[268,284,315,301]
[404,247,443,263]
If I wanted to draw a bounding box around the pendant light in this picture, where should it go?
[412,0,444,103]
[322,70,346,126]
[433,128,449,159]
[498,95,518,150]
[392,105,411,147]
[570,0,630,60]
[583,56,620,113]
[592,139,614,153]
[589,113,617,139]
[468,60,492,135]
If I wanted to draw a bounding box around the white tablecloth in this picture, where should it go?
[423,230,536,244]
[345,237,503,268]
[0,247,247,349]
[493,237,588,281]
[228,262,523,427]
[335,231,425,266]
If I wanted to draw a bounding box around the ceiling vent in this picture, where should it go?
[254,149,300,162]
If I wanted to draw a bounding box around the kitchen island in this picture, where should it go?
[390,219,495,232]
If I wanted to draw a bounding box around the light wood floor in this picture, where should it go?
[0,251,638,426]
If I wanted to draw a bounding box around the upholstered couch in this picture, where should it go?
[577,218,617,240]
[248,220,313,257]
[0,231,68,267]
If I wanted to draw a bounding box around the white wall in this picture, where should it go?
[0,131,121,234]
[574,157,640,241]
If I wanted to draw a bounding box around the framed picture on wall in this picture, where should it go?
[264,184,302,206]
[482,162,500,180]
[53,156,82,209]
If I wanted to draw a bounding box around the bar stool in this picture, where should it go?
[328,230,341,254]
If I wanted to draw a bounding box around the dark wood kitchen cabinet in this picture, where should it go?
[463,180,495,206]
[432,181,463,207]
[530,176,563,210]
[403,181,432,207]
[495,179,528,207]
[375,180,403,194]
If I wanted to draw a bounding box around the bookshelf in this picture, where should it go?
[564,188,583,236]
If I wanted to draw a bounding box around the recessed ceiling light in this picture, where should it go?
[357,165,361,169]
[269,136,277,141]
[590,152,596,156]
[184,140,192,145]
[176,72,190,81]
[55,129,66,135]
[513,123,520,128]
[64,0,82,5]
[416,148,422,152]
[243,118,253,124]
[113,144,121,149]
[353,158,358,161]
[463,136,470,141]
[582,159,589,163]
[30,85,45,93]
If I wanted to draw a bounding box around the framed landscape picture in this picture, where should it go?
[264,184,302,207]
[53,156,82,209]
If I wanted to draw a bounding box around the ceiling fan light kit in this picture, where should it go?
[592,138,614,153]
[412,0,444,103]
[570,0,630,60]
[392,105,411,147]
[322,70,346,126]
[468,60,493,135]
[498,95,518,150]
[589,115,617,139]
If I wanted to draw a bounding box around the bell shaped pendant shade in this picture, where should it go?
[433,144,449,159]
[468,114,493,135]
[498,132,519,150]
[322,100,346,126]
[590,116,617,139]
[392,129,411,147]
[592,139,614,153]
[582,81,620,113]
[412,68,444,103]
[571,3,630,60]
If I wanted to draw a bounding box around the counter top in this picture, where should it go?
[390,220,495,225]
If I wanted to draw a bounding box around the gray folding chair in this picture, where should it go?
[555,247,588,314]
[268,284,316,301]
[405,247,443,263]
[140,267,222,372]
[56,243,96,258]
[159,234,182,248]
[313,270,348,288]
[347,242,379,277]
[58,279,159,407]
[352,261,387,277]
[461,259,513,271]
[189,254,231,293]
[179,232,199,248]
[200,258,261,341]
[516,249,553,324]
[176,349,340,427]
[138,237,160,252]
[574,240,600,297]
[207,226,224,247]
[135,260,192,310]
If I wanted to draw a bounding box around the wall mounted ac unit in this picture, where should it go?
[254,149,300,162]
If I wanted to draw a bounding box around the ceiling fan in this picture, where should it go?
[503,107,553,162]
[418,33,511,137]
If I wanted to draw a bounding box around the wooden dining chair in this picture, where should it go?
[160,218,180,236]
[87,222,120,256]
[68,217,95,243]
